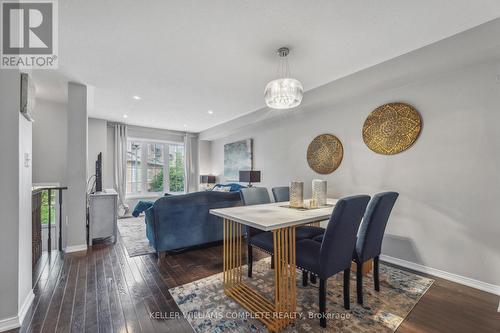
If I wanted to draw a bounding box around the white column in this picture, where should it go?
[65,82,89,251]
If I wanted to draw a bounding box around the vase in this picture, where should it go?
[290,181,304,208]
[312,179,327,206]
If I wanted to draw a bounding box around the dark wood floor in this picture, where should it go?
[11,237,499,333]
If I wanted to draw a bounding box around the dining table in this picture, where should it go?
[210,198,337,332]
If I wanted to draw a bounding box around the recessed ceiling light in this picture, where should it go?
[183,124,187,128]
[132,95,142,100]
[208,110,214,114]
[123,114,128,119]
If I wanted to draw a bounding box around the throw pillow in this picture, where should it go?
[212,185,231,192]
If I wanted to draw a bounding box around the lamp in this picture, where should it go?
[200,175,216,190]
[200,175,216,184]
[239,170,261,187]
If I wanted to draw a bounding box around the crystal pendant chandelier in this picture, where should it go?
[264,47,303,109]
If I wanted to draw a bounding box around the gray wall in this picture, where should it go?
[65,83,88,249]
[88,118,109,188]
[32,99,67,185]
[18,112,33,312]
[0,70,33,326]
[199,140,212,176]
[0,70,21,322]
[206,58,500,288]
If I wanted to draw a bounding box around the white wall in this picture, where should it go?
[206,58,500,289]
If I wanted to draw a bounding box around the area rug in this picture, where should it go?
[169,257,433,332]
[117,216,155,257]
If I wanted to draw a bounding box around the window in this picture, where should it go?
[41,190,55,225]
[168,144,185,192]
[126,139,185,196]
[147,143,164,192]
[126,141,142,194]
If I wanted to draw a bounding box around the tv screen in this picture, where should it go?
[95,153,102,192]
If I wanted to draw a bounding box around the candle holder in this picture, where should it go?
[312,179,327,207]
[289,181,304,208]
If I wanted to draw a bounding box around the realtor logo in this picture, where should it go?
[1,0,58,68]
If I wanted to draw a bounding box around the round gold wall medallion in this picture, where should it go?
[362,102,421,155]
[307,134,343,174]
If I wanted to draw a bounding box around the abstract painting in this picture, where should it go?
[224,139,252,181]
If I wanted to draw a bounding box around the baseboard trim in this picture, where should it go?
[0,315,20,332]
[64,244,88,253]
[380,254,500,296]
[0,290,35,332]
[19,290,35,326]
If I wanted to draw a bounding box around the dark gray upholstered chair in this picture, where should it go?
[296,195,370,328]
[351,191,398,304]
[271,186,290,203]
[240,187,274,277]
[271,186,325,284]
[271,187,325,240]
[241,187,328,277]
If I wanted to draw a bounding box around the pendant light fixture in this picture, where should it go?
[264,47,303,109]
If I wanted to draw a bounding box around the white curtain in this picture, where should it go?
[114,124,129,216]
[184,134,198,193]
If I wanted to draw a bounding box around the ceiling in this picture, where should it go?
[32,0,500,133]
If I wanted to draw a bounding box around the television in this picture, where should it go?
[95,153,102,192]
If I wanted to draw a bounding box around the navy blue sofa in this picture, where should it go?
[145,190,242,253]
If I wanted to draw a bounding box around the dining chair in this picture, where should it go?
[270,186,325,239]
[271,185,327,285]
[295,195,370,328]
[271,186,289,203]
[240,187,274,277]
[241,187,331,278]
[351,191,399,305]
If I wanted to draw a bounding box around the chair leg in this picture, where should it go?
[374,256,380,292]
[247,244,253,278]
[302,270,308,287]
[343,268,350,310]
[319,278,327,328]
[356,261,363,305]
[271,254,274,269]
[310,274,317,284]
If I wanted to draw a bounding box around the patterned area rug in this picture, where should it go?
[117,216,156,257]
[169,257,433,332]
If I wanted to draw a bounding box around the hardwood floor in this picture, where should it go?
[11,238,499,333]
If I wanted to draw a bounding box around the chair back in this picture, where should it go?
[240,187,271,206]
[356,192,399,261]
[272,186,290,202]
[240,187,271,237]
[319,195,370,278]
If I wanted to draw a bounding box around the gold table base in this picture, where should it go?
[223,218,297,332]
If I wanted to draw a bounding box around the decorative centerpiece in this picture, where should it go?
[312,179,327,207]
[362,102,422,155]
[289,181,304,208]
[307,134,344,174]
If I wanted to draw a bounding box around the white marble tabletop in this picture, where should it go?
[210,198,337,231]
